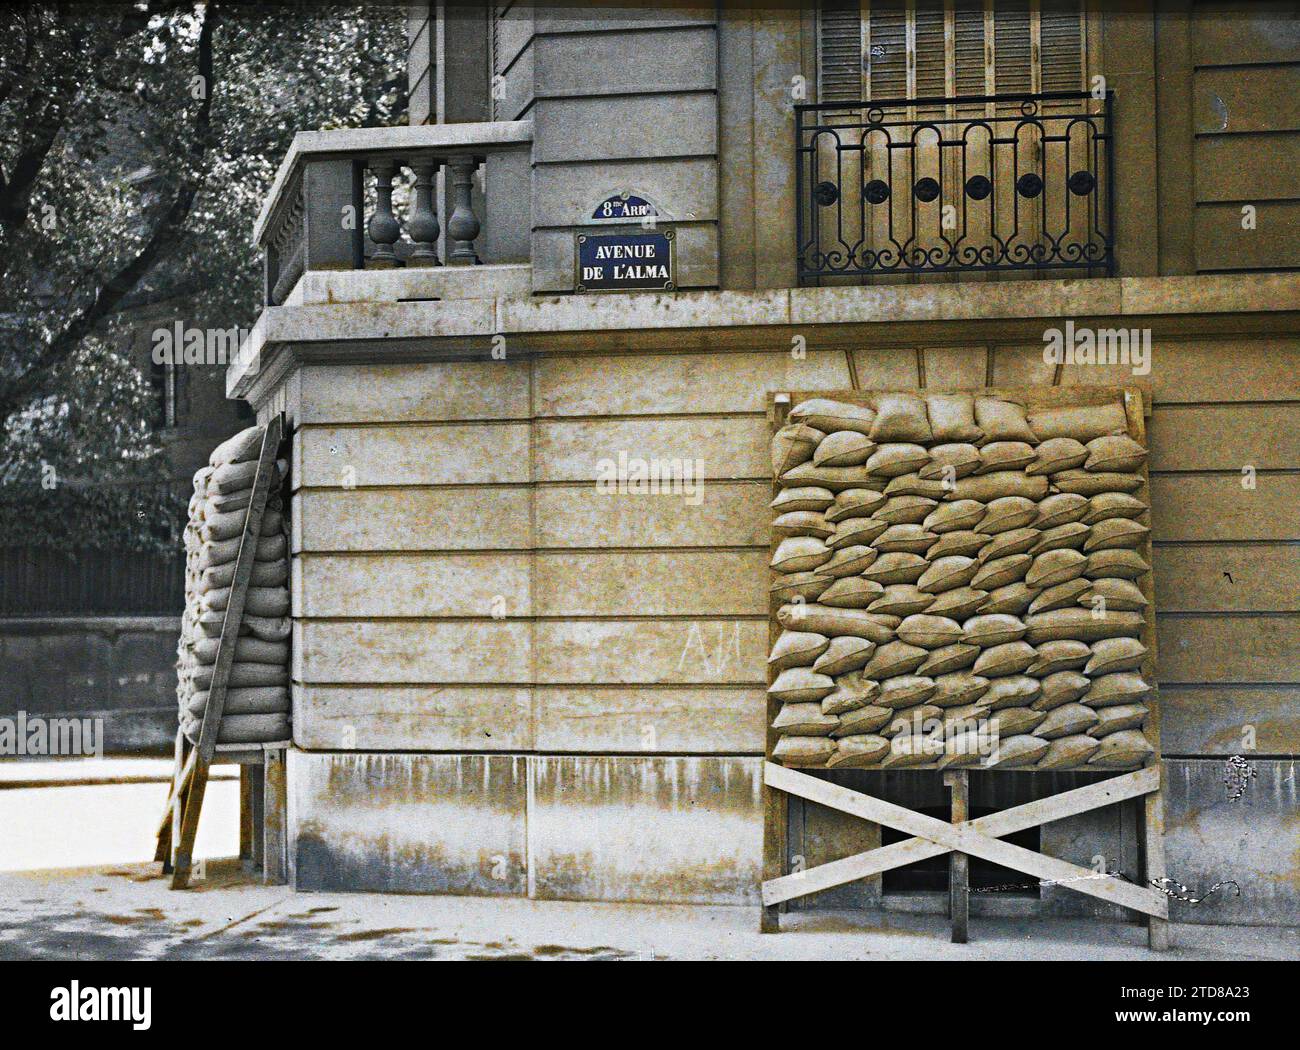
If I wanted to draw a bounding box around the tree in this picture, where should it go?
[0,0,406,548]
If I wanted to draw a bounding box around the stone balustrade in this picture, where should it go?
[254,121,533,305]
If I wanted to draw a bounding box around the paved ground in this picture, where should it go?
[2,760,1295,961]
[0,759,237,872]
[1,860,1296,961]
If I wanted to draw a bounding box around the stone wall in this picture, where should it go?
[0,618,179,754]
[272,306,1300,924]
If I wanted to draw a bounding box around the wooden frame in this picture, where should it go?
[762,388,1168,947]
[155,415,289,889]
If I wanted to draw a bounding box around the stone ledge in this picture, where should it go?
[230,272,1300,401]
[284,264,533,307]
[0,616,181,633]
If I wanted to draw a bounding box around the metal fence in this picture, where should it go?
[795,91,1114,283]
[0,477,189,616]
[0,545,185,616]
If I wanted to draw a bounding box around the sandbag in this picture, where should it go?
[771,700,839,734]
[1088,729,1154,767]
[918,443,981,480]
[826,488,887,522]
[944,472,1048,503]
[1024,608,1144,643]
[924,395,982,443]
[183,712,290,747]
[917,643,979,677]
[191,662,289,691]
[925,587,988,620]
[928,531,990,559]
[974,398,1037,443]
[819,576,886,609]
[199,586,291,618]
[1037,735,1101,769]
[980,527,1040,561]
[193,636,289,666]
[772,511,834,539]
[1026,402,1127,442]
[986,735,1049,767]
[185,686,290,720]
[789,399,875,435]
[769,669,836,704]
[772,486,836,513]
[869,395,933,443]
[828,734,892,768]
[771,423,824,475]
[814,430,875,467]
[769,630,831,671]
[977,441,1036,474]
[822,683,881,717]
[209,425,267,468]
[200,558,289,591]
[197,532,287,569]
[210,457,285,495]
[772,735,836,766]
[813,636,876,676]
[777,604,897,642]
[873,496,938,525]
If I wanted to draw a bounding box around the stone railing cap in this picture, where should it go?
[253,120,533,247]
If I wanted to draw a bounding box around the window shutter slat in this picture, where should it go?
[869,4,907,100]
[819,0,864,103]
[914,0,947,99]
[993,0,1033,95]
[953,0,987,96]
[1040,0,1085,93]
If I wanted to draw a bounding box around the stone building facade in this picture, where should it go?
[231,2,1300,927]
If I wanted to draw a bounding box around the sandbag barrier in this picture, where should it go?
[176,425,291,747]
[768,391,1156,772]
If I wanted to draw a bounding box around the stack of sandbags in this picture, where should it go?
[176,424,291,747]
[767,392,1155,772]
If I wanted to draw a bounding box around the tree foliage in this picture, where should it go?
[0,0,406,548]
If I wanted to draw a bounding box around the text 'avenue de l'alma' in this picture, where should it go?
[591,242,669,279]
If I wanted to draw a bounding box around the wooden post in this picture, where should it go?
[263,747,289,885]
[762,394,792,933]
[155,727,186,870]
[239,766,255,873]
[250,761,266,872]
[1123,388,1169,951]
[945,769,970,944]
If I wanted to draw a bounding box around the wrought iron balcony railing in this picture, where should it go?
[795,91,1114,283]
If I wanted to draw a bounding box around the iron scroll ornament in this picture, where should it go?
[795,90,1115,282]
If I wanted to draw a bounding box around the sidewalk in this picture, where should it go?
[1,860,1295,961]
[0,759,237,873]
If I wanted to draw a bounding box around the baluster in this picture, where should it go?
[407,154,441,265]
[446,154,481,265]
[366,157,402,268]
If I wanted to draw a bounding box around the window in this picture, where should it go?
[817,0,1088,105]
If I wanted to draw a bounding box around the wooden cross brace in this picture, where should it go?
[763,762,1168,926]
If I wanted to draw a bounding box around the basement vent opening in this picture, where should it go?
[880,806,1042,897]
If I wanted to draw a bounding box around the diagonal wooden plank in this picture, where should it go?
[764,764,1167,918]
[155,728,186,866]
[173,416,283,890]
[762,765,1158,905]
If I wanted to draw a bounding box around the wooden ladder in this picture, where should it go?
[155,415,288,889]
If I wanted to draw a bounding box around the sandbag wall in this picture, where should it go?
[768,390,1156,772]
[176,425,291,746]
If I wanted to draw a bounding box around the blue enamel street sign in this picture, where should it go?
[591,193,658,222]
[575,230,675,293]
